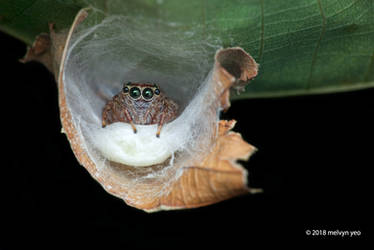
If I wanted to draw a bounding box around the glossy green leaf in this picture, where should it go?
[1,0,373,98]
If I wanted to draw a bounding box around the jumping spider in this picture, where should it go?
[102,82,178,137]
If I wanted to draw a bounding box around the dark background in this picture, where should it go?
[1,31,372,247]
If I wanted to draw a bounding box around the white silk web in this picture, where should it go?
[62,14,224,199]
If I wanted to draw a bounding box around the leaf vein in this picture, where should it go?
[264,13,320,26]
[307,0,327,89]
[327,0,362,18]
[364,51,374,81]
[246,24,321,47]
[263,2,316,18]
[258,0,265,62]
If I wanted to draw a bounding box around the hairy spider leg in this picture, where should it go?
[123,108,137,134]
[156,113,166,138]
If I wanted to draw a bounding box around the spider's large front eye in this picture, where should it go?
[129,87,141,99]
[142,88,154,100]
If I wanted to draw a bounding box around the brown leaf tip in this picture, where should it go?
[19,33,51,64]
[215,47,259,93]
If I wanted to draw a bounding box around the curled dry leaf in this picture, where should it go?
[156,120,257,211]
[19,33,51,66]
[32,9,260,212]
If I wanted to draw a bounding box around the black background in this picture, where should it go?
[1,31,372,247]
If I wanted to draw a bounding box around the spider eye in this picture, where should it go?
[123,86,129,93]
[154,88,160,95]
[142,88,154,100]
[129,87,141,99]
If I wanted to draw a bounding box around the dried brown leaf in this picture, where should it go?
[28,9,260,212]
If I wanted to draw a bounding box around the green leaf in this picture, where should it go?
[1,0,373,98]
[0,0,81,44]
